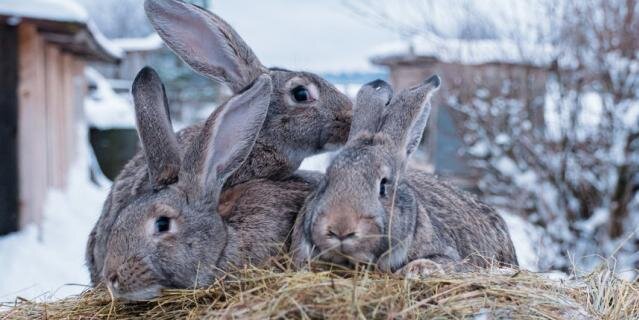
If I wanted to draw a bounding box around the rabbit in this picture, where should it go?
[290,77,519,276]
[143,0,352,188]
[86,67,322,301]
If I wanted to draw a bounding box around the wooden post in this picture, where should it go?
[17,23,48,228]
[0,25,19,235]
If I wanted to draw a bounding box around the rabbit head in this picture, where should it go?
[293,76,441,268]
[101,67,271,301]
[144,0,352,183]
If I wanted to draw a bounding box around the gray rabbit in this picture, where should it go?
[86,0,352,294]
[291,77,518,276]
[144,0,352,188]
[88,67,319,301]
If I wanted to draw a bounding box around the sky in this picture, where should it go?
[210,0,400,73]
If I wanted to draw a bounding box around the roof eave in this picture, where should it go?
[0,15,121,64]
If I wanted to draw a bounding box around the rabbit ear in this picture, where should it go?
[380,75,441,157]
[145,0,266,93]
[348,79,393,141]
[132,67,181,189]
[180,74,272,205]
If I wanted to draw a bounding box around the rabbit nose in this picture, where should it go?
[327,229,357,241]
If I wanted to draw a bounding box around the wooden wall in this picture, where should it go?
[0,24,19,235]
[17,23,86,228]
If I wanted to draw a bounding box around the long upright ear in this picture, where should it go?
[144,0,266,92]
[348,79,394,141]
[180,74,272,203]
[380,75,441,157]
[132,67,181,189]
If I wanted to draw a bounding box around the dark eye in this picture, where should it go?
[291,85,311,102]
[379,178,388,197]
[155,216,171,233]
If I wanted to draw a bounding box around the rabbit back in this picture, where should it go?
[406,169,518,267]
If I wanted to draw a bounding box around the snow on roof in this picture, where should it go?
[0,0,123,61]
[86,21,124,60]
[371,34,555,67]
[84,67,135,130]
[0,0,88,24]
[112,33,164,53]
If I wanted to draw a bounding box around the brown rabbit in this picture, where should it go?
[291,77,518,275]
[144,0,352,187]
[88,67,321,301]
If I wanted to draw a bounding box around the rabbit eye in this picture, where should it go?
[379,178,388,197]
[291,85,311,102]
[155,216,171,233]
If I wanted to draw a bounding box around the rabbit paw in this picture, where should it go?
[397,259,446,278]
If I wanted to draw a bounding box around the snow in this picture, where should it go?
[333,83,362,99]
[575,208,609,234]
[0,0,123,60]
[300,152,335,173]
[0,127,108,302]
[84,67,136,130]
[87,21,124,59]
[371,34,555,67]
[499,210,541,271]
[0,0,88,23]
[112,33,164,52]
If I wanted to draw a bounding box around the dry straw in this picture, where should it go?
[2,257,637,319]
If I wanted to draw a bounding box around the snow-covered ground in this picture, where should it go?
[0,130,108,302]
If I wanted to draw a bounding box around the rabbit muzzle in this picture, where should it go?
[320,109,352,150]
[105,255,163,301]
[312,206,381,266]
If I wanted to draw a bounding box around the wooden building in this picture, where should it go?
[371,36,550,188]
[0,1,121,235]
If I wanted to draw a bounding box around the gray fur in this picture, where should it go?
[348,79,392,141]
[291,77,518,273]
[85,68,313,301]
[132,69,181,189]
[144,0,352,188]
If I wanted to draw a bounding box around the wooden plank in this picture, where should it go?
[17,23,48,228]
[71,59,86,163]
[62,53,78,178]
[45,44,65,189]
[0,24,19,235]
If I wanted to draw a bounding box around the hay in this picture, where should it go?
[2,259,638,320]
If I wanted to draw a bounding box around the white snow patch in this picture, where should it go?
[300,152,336,173]
[371,34,555,67]
[579,92,603,129]
[0,0,88,23]
[334,83,362,99]
[494,157,518,176]
[575,208,609,234]
[499,210,541,271]
[0,127,108,302]
[85,67,135,129]
[112,33,164,52]
[495,133,510,145]
[0,0,123,59]
[468,141,489,157]
[87,21,124,59]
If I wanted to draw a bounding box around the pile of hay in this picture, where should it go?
[2,260,637,319]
